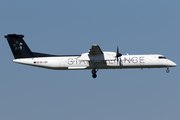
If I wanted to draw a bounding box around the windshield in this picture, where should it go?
[158,56,167,59]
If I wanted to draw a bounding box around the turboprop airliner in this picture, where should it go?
[5,34,176,78]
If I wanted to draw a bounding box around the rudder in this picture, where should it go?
[5,34,34,59]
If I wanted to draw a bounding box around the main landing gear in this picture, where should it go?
[166,67,170,73]
[91,63,99,78]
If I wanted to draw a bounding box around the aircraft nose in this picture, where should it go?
[173,62,177,67]
[170,61,177,67]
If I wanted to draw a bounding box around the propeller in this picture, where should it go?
[116,46,122,63]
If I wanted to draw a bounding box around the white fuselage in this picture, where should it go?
[5,34,176,78]
[13,52,176,70]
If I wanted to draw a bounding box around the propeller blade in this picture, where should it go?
[117,46,119,55]
[116,46,122,63]
[116,46,122,57]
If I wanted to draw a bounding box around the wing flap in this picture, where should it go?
[78,45,116,61]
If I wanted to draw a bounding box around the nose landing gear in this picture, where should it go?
[166,67,170,73]
[92,69,97,78]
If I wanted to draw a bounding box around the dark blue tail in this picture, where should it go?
[5,34,34,59]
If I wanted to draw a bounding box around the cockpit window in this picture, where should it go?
[158,56,167,59]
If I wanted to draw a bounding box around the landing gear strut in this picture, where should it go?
[91,62,99,78]
[166,67,170,73]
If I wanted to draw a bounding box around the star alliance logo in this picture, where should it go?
[13,41,23,50]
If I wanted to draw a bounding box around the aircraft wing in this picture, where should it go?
[78,45,115,61]
[88,45,103,55]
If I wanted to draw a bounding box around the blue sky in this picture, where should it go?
[0,0,179,120]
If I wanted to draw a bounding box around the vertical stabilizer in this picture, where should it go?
[5,34,34,59]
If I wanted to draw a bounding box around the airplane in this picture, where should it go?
[5,34,177,78]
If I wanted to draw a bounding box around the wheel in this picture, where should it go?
[166,68,170,73]
[92,73,97,78]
